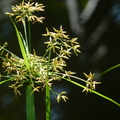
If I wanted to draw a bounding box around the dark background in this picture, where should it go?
[0,0,120,120]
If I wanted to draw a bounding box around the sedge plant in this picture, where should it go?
[0,0,120,120]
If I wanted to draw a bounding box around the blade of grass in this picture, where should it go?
[23,18,29,50]
[10,18,30,70]
[90,89,120,106]
[99,64,120,76]
[19,32,29,55]
[0,77,14,84]
[28,21,31,53]
[26,85,36,120]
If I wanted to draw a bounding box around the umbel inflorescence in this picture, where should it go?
[6,0,45,24]
[0,26,81,96]
[0,0,100,100]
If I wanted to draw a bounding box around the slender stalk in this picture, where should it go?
[26,85,36,120]
[28,21,31,53]
[23,18,28,46]
[0,77,14,84]
[99,64,120,76]
[23,18,29,55]
[57,73,86,83]
[46,49,52,120]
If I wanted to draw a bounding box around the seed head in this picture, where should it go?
[6,0,45,24]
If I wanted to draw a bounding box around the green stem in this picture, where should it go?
[28,21,31,53]
[46,49,52,120]
[23,18,28,46]
[26,85,36,120]
[0,77,14,84]
[23,18,29,55]
[99,64,120,76]
[46,84,51,120]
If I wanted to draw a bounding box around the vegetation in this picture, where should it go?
[0,0,119,120]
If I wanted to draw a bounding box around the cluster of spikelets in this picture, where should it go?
[6,0,45,24]
[1,26,81,97]
[0,0,100,102]
[82,72,101,94]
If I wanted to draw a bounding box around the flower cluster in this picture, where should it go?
[43,26,81,57]
[56,91,68,103]
[6,0,45,24]
[82,72,101,94]
[1,26,80,98]
[2,52,47,95]
[1,0,101,103]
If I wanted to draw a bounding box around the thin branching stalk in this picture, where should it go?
[0,77,14,84]
[57,73,86,83]
[28,21,31,53]
[99,64,120,76]
[23,18,29,52]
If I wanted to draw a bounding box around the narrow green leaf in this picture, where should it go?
[11,18,30,70]
[19,32,29,55]
[91,89,120,106]
[99,64,120,76]
[0,78,14,84]
[62,76,120,107]
[26,85,36,120]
